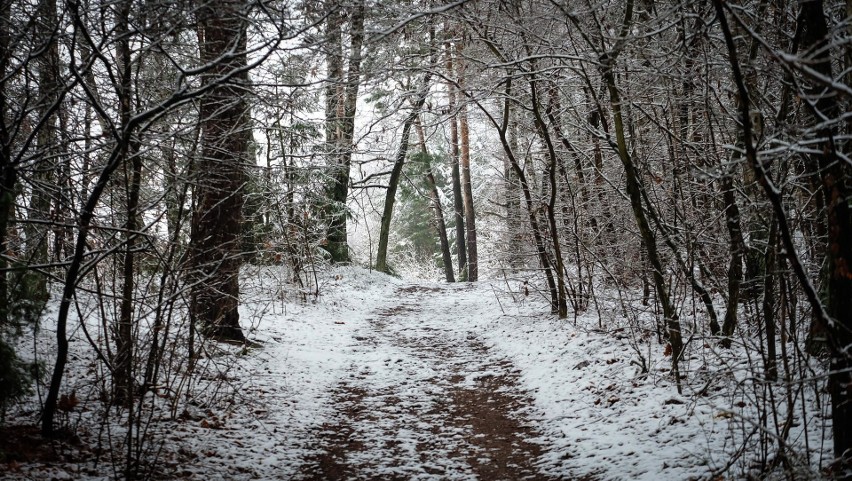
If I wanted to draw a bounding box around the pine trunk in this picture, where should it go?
[190,0,250,343]
[458,101,477,282]
[324,1,364,264]
[445,40,467,279]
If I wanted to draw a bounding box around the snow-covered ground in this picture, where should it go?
[3,266,831,480]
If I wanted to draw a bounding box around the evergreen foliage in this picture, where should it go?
[394,151,452,272]
[0,339,33,423]
[0,270,43,422]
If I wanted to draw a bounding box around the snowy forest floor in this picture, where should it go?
[2,266,831,480]
[295,283,563,480]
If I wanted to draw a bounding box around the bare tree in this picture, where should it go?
[416,116,455,282]
[375,68,433,273]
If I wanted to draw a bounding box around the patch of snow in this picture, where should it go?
[4,266,831,480]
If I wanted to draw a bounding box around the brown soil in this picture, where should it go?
[297,384,369,480]
[296,285,575,480]
[0,425,63,464]
[447,362,544,480]
[0,424,90,475]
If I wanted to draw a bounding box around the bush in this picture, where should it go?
[0,339,33,423]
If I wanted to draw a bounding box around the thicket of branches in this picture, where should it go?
[0,0,849,478]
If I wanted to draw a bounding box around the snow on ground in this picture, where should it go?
[458,281,831,480]
[168,265,408,479]
[3,266,831,480]
[292,282,547,480]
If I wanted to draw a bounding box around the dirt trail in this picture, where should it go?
[296,284,564,480]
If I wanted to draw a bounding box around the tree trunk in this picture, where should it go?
[600,0,683,392]
[798,1,852,470]
[115,0,138,405]
[445,40,467,279]
[458,102,477,282]
[495,83,559,313]
[607,64,682,387]
[735,1,770,303]
[718,0,769,344]
[585,90,616,240]
[24,0,61,305]
[416,117,454,283]
[762,218,778,381]
[324,0,364,263]
[323,5,344,262]
[189,0,250,343]
[502,116,525,270]
[546,87,595,232]
[720,173,744,345]
[529,77,567,318]
[713,0,852,467]
[547,91,594,310]
[0,0,13,327]
[456,41,478,282]
[673,26,720,335]
[601,0,682,390]
[375,72,432,274]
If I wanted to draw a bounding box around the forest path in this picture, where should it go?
[295,282,566,481]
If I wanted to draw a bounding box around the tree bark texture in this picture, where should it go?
[445,40,467,279]
[115,0,138,405]
[190,0,250,343]
[323,0,364,264]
